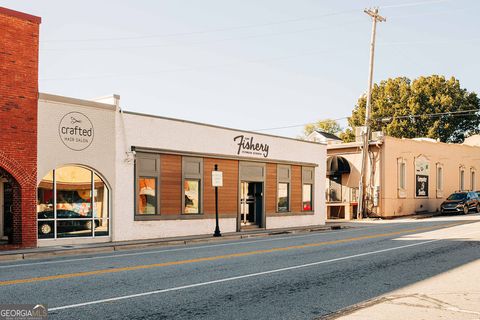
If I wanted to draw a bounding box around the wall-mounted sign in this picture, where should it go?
[415,156,429,197]
[416,175,429,197]
[58,112,94,151]
[234,135,269,158]
[212,171,223,187]
[415,156,429,175]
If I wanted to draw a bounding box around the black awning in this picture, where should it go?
[327,156,351,176]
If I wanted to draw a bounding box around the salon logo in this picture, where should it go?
[58,112,94,151]
[234,135,269,158]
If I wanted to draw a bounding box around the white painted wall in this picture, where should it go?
[37,93,326,244]
[114,110,326,241]
[37,94,116,245]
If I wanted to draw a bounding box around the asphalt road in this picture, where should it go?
[0,214,479,320]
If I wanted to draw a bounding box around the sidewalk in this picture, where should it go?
[0,223,347,262]
[323,242,480,320]
[325,259,480,320]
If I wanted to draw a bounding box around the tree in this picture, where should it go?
[348,75,480,143]
[301,119,342,138]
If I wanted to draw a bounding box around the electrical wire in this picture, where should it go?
[252,109,480,132]
[40,9,358,43]
[40,0,450,43]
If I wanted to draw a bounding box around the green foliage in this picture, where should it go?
[348,75,480,143]
[302,119,342,137]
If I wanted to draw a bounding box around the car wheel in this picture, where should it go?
[476,204,480,213]
[40,223,52,235]
[463,205,469,215]
[85,220,94,230]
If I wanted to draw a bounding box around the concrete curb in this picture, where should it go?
[0,225,347,262]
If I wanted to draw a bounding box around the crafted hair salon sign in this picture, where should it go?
[234,135,269,158]
[415,156,429,197]
[58,112,94,151]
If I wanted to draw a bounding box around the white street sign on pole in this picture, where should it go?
[212,171,223,187]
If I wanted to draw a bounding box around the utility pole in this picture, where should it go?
[358,8,385,220]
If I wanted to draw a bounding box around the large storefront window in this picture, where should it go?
[277,182,290,212]
[277,165,291,212]
[135,153,160,216]
[182,157,203,215]
[138,177,158,215]
[302,184,312,211]
[37,166,110,239]
[184,179,200,214]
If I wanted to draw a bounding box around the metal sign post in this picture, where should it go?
[212,164,223,237]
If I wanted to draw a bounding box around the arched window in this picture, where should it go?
[37,166,109,239]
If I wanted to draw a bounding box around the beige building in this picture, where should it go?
[324,135,480,219]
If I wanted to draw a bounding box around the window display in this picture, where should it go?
[138,177,157,215]
[37,166,109,239]
[184,179,200,214]
[277,182,289,212]
[302,184,312,211]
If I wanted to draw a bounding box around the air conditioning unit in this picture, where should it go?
[355,126,366,142]
[371,131,384,141]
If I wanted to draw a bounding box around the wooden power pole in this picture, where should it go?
[358,8,386,219]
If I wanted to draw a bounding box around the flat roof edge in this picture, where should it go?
[123,110,327,146]
[39,92,116,111]
[327,140,383,149]
[0,7,41,24]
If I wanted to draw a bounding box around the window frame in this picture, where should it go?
[302,167,315,212]
[37,166,110,240]
[277,165,291,213]
[471,167,476,191]
[459,166,466,191]
[135,153,161,217]
[182,157,204,215]
[436,163,444,198]
[397,158,407,198]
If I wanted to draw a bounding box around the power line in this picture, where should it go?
[40,9,358,43]
[42,20,364,52]
[40,0,449,44]
[253,117,350,132]
[251,109,480,132]
[39,45,355,81]
[380,108,480,121]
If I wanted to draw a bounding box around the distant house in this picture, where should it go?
[306,130,342,145]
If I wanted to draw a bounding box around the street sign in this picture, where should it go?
[212,171,223,187]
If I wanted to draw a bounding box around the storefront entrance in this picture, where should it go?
[0,180,13,243]
[240,181,263,228]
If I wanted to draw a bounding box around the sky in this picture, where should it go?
[3,0,479,138]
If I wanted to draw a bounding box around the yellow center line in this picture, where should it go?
[0,222,464,286]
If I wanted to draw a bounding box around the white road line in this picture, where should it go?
[0,224,392,269]
[49,238,443,312]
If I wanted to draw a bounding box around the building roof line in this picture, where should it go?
[123,110,326,146]
[0,6,41,24]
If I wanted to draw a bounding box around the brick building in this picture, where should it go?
[0,7,41,248]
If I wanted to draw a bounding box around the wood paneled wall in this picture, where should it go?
[291,165,302,212]
[157,153,308,216]
[160,154,182,214]
[266,163,277,214]
[204,158,238,215]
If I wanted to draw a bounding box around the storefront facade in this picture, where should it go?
[115,110,326,241]
[34,94,326,245]
[36,94,116,246]
[1,6,326,248]
[325,135,480,219]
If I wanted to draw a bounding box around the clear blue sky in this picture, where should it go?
[3,0,479,137]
